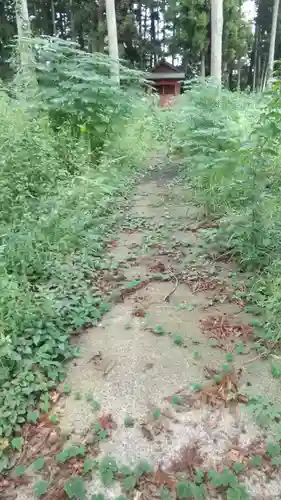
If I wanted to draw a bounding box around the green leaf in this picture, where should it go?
[207,470,221,487]
[32,456,45,471]
[99,456,118,486]
[177,303,186,310]
[40,401,50,413]
[160,487,173,500]
[226,485,249,500]
[126,280,142,289]
[154,325,165,335]
[98,429,108,441]
[272,455,281,466]
[221,363,231,372]
[170,395,182,406]
[91,400,100,411]
[27,410,40,424]
[56,449,69,463]
[176,480,192,498]
[251,455,262,467]
[135,460,152,477]
[124,415,134,427]
[173,334,183,346]
[267,441,281,457]
[0,455,9,473]
[49,415,59,424]
[34,480,49,498]
[67,445,86,458]
[91,495,105,500]
[63,384,71,394]
[100,468,114,486]
[11,437,24,451]
[225,353,233,362]
[86,392,94,402]
[64,476,85,499]
[235,343,244,354]
[83,458,96,473]
[119,465,133,476]
[192,383,202,391]
[220,468,237,487]
[123,475,137,490]
[271,365,281,378]
[13,465,26,477]
[153,408,161,419]
[233,462,244,474]
[194,468,205,484]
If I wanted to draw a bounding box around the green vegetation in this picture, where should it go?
[166,80,281,349]
[0,43,161,458]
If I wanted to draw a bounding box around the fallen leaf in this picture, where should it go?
[98,414,116,430]
[140,425,154,441]
[154,467,176,489]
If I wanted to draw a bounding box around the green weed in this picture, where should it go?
[153,325,166,335]
[93,423,108,441]
[124,415,135,427]
[34,480,50,498]
[99,456,118,486]
[173,334,184,346]
[153,408,161,419]
[119,460,152,491]
[64,476,85,499]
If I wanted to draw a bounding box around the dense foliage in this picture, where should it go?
[1,0,254,88]
[166,79,281,348]
[0,47,161,468]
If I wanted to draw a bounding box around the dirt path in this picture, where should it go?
[14,166,281,499]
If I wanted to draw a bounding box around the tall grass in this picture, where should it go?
[166,80,281,346]
[0,44,162,459]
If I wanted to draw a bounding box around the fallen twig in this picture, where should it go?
[164,267,179,302]
[103,361,116,378]
[243,352,268,365]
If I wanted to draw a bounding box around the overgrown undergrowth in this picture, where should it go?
[167,80,281,351]
[0,49,162,466]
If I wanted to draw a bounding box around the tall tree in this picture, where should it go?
[211,0,223,82]
[105,0,120,83]
[267,0,280,83]
[15,0,31,68]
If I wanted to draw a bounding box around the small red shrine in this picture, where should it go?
[147,60,185,107]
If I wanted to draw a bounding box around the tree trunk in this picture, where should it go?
[253,25,259,91]
[228,65,233,90]
[105,0,119,84]
[70,0,76,42]
[261,57,267,91]
[15,0,31,69]
[266,0,280,83]
[78,27,85,50]
[201,52,206,77]
[89,2,97,52]
[150,5,156,66]
[210,0,223,84]
[237,58,241,91]
[51,0,56,35]
[97,0,105,52]
[257,54,261,90]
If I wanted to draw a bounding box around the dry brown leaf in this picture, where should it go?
[154,467,176,489]
[140,424,154,441]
